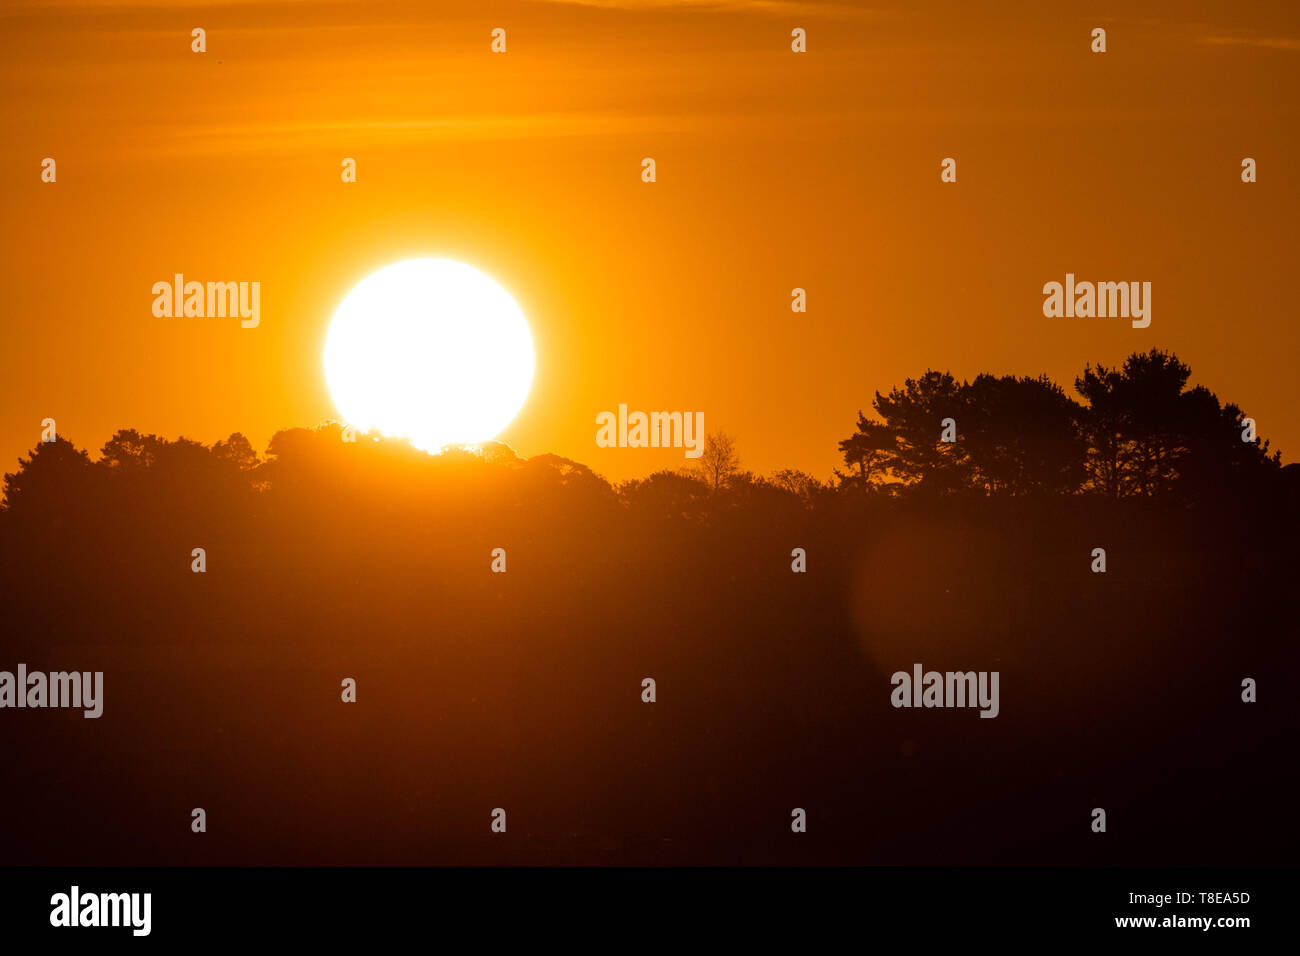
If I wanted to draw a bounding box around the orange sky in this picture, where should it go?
[2,0,1298,483]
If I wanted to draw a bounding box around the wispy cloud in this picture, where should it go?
[0,0,345,7]
[140,112,693,155]
[529,0,862,14]
[1198,34,1300,52]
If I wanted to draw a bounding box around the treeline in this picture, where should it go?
[0,349,1293,525]
[836,349,1285,501]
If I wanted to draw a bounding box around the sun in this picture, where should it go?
[324,258,535,451]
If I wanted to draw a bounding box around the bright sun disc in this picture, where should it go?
[324,258,535,450]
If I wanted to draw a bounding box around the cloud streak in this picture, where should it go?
[1198,33,1300,52]
[528,0,862,15]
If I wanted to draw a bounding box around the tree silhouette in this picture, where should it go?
[99,428,167,474]
[213,432,259,472]
[620,469,712,521]
[1072,349,1278,500]
[870,370,968,495]
[1,437,92,518]
[696,432,740,492]
[1073,363,1128,499]
[1107,349,1193,497]
[961,374,1085,496]
[766,468,826,504]
[836,414,896,491]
